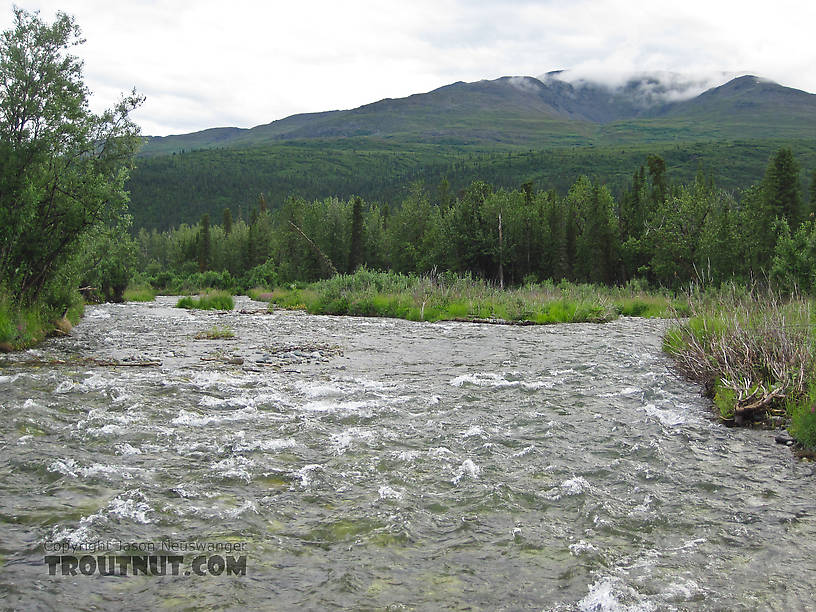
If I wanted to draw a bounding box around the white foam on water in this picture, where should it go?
[461,425,484,438]
[378,485,404,500]
[171,406,258,427]
[331,427,374,454]
[599,387,642,399]
[116,443,142,455]
[301,399,377,413]
[233,436,297,453]
[190,370,242,391]
[569,540,599,556]
[82,424,128,437]
[449,372,552,391]
[428,447,455,458]
[222,499,259,519]
[512,445,537,457]
[49,458,78,478]
[17,434,33,445]
[85,309,111,319]
[578,576,655,612]
[393,450,420,461]
[22,398,38,409]
[54,380,76,394]
[295,381,345,398]
[562,476,591,496]
[50,491,154,545]
[108,496,153,524]
[643,403,688,427]
[81,371,110,390]
[662,578,703,602]
[199,395,251,408]
[79,463,139,480]
[452,459,481,484]
[297,464,323,487]
[0,374,21,384]
[547,476,591,500]
[210,456,254,482]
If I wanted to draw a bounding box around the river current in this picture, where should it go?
[1,296,814,610]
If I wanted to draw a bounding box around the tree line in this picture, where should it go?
[133,147,816,292]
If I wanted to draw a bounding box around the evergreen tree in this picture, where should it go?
[646,154,668,205]
[198,214,210,272]
[763,147,801,225]
[223,208,233,235]
[809,169,816,218]
[349,197,364,272]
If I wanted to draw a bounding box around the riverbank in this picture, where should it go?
[262,269,686,324]
[663,287,816,452]
[0,292,83,352]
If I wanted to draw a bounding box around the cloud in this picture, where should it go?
[3,0,815,135]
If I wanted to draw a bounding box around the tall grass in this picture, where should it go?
[664,287,816,447]
[268,269,680,325]
[0,290,84,351]
[176,290,234,311]
[123,284,156,302]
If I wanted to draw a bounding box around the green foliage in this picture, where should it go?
[176,291,234,311]
[266,269,662,325]
[0,289,83,349]
[123,286,156,302]
[787,385,816,449]
[0,8,142,303]
[194,325,235,339]
[714,384,737,420]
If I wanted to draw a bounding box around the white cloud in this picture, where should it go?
[2,0,815,135]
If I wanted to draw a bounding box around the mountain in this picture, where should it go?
[140,72,816,155]
[127,72,816,230]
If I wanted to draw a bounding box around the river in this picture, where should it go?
[1,296,814,610]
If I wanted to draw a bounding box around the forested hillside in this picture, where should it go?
[127,139,816,230]
[133,148,816,295]
[126,71,816,230]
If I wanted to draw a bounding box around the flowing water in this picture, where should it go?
[1,296,814,610]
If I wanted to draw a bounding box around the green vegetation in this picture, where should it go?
[135,146,815,297]
[664,287,816,448]
[123,286,156,302]
[194,325,235,339]
[0,291,83,351]
[127,139,816,231]
[0,9,141,348]
[176,291,235,311]
[267,268,679,324]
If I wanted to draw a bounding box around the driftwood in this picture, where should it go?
[733,387,786,425]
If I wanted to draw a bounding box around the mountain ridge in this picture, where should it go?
[141,71,816,155]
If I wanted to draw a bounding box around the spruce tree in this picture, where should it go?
[764,147,801,224]
[348,197,364,272]
[223,208,233,235]
[198,214,210,272]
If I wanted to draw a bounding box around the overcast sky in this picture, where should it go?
[3,0,814,136]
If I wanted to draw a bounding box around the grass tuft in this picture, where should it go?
[124,285,156,302]
[176,290,234,311]
[194,325,235,339]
